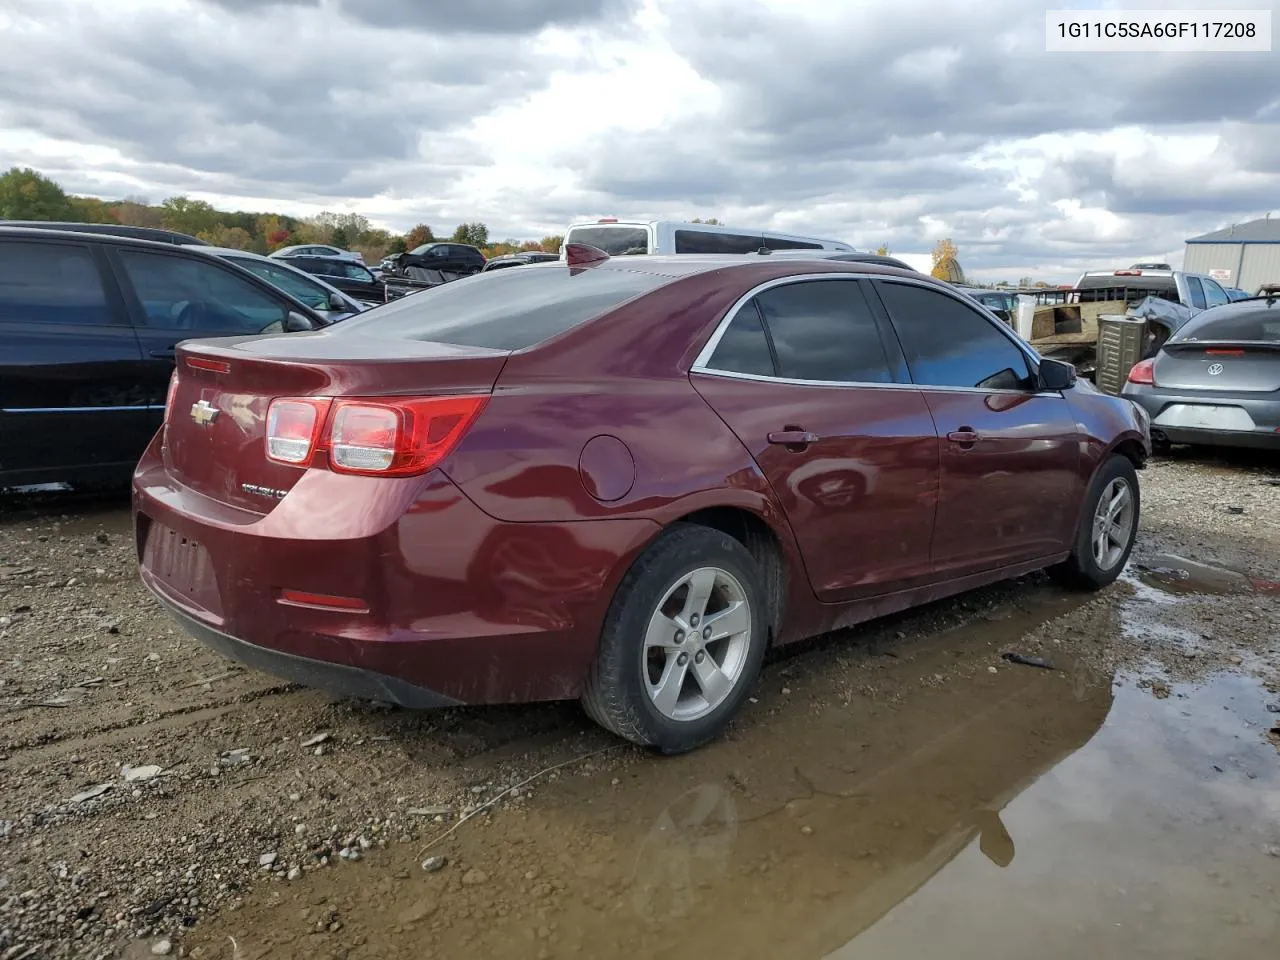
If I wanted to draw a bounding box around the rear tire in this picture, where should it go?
[582,524,768,754]
[1049,454,1140,590]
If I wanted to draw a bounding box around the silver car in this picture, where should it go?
[1122,295,1280,451]
[188,246,366,324]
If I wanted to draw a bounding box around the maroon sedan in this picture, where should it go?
[133,246,1150,753]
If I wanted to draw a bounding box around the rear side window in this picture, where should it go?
[337,264,671,350]
[876,281,1034,390]
[0,241,112,325]
[564,226,649,256]
[763,237,823,250]
[1186,276,1207,309]
[754,279,894,383]
[674,230,764,254]
[227,256,333,311]
[705,303,776,377]
[1077,274,1178,302]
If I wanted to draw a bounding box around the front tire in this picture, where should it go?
[1050,454,1140,589]
[582,524,768,754]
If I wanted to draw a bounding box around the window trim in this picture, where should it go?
[692,272,1046,395]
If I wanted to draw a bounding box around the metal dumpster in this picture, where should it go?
[1094,315,1147,396]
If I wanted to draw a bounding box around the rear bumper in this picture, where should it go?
[1122,387,1280,450]
[152,590,462,708]
[132,436,660,705]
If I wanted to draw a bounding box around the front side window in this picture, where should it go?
[1202,278,1230,307]
[754,279,895,383]
[0,241,112,326]
[117,250,287,335]
[875,281,1034,390]
[704,303,776,377]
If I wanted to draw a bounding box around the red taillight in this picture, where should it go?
[597,217,619,223]
[187,356,231,374]
[327,396,488,477]
[163,372,179,424]
[266,398,332,465]
[1127,359,1156,385]
[1114,270,1141,276]
[1206,348,1245,356]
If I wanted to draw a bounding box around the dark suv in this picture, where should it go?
[0,227,331,491]
[277,254,390,304]
[387,242,486,280]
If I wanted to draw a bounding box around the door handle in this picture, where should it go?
[947,428,979,446]
[767,429,819,447]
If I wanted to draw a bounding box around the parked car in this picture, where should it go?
[481,251,561,272]
[271,254,393,305]
[0,220,202,245]
[560,219,854,256]
[1123,294,1279,451]
[0,227,332,491]
[383,242,486,281]
[189,246,367,322]
[133,247,1150,754]
[269,244,364,264]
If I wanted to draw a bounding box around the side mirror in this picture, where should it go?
[328,292,347,312]
[1037,357,1077,391]
[284,311,316,333]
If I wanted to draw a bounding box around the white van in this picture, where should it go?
[560,219,854,258]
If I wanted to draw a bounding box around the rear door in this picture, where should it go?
[870,278,1082,578]
[690,276,940,602]
[0,237,150,485]
[105,247,300,430]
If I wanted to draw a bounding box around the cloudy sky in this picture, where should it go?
[0,0,1276,281]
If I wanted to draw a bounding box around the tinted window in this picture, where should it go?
[1186,276,1207,309]
[0,241,112,325]
[1077,274,1178,302]
[754,279,894,383]
[224,256,335,311]
[705,303,775,377]
[337,264,670,350]
[1171,304,1280,343]
[763,237,823,250]
[1202,278,1230,307]
[117,250,288,335]
[674,230,763,254]
[876,281,1033,390]
[564,226,649,256]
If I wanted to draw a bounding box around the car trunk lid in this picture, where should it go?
[164,332,508,513]
[1154,342,1280,392]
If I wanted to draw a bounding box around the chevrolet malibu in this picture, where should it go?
[133,246,1150,753]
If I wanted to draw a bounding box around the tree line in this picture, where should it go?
[0,167,563,263]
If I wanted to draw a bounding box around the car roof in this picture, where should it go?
[0,224,227,254]
[554,252,931,282]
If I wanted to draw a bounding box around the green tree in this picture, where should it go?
[68,195,116,223]
[387,236,407,255]
[113,200,165,228]
[875,243,890,255]
[403,223,434,250]
[690,217,722,224]
[330,226,350,250]
[539,234,563,254]
[0,167,75,220]
[451,221,489,247]
[161,196,220,236]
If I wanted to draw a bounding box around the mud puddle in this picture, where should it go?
[182,621,1280,960]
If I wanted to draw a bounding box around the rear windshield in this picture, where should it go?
[1076,273,1178,302]
[334,264,672,349]
[564,226,649,256]
[1171,303,1280,343]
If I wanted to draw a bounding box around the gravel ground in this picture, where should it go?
[1,450,1277,960]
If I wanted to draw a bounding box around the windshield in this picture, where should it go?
[226,256,347,312]
[564,225,650,256]
[1171,303,1280,343]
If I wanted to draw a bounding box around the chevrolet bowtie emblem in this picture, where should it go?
[190,399,220,426]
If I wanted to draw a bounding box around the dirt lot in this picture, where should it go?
[2,450,1278,960]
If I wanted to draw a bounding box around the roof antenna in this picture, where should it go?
[756,231,771,255]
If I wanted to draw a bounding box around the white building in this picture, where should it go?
[1183,215,1280,294]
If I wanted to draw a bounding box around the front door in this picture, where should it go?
[870,279,1081,578]
[691,277,939,602]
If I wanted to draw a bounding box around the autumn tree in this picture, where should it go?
[518,239,544,252]
[451,222,488,247]
[0,167,75,220]
[114,200,165,228]
[403,223,434,250]
[690,217,722,224]
[539,234,563,254]
[930,237,964,283]
[208,225,253,250]
[875,243,891,255]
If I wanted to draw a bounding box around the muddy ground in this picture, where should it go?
[2,450,1278,960]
